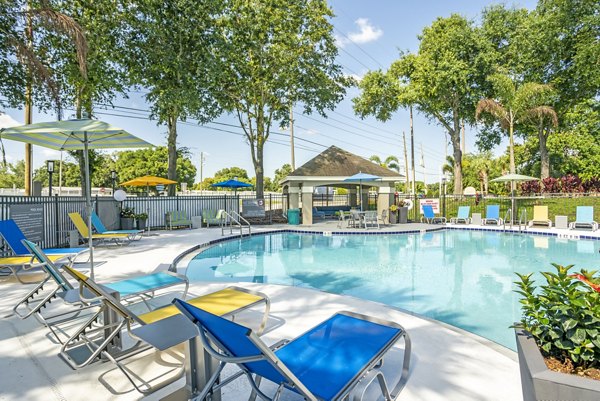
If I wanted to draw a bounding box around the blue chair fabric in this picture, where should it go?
[92,212,143,237]
[0,219,87,256]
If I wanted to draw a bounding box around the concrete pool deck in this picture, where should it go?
[3,221,595,400]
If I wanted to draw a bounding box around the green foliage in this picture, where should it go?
[213,167,249,182]
[119,206,135,218]
[272,163,293,192]
[0,160,25,188]
[514,264,600,369]
[114,147,196,191]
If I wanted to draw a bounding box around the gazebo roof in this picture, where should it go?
[290,146,401,177]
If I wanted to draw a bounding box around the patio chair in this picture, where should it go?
[482,205,503,225]
[421,205,446,224]
[312,207,326,220]
[16,240,189,342]
[450,206,471,224]
[91,211,143,240]
[68,212,131,246]
[337,210,350,228]
[350,210,364,228]
[202,209,224,228]
[166,210,193,229]
[0,219,88,262]
[569,206,598,231]
[528,206,552,228]
[173,299,411,401]
[364,210,380,229]
[378,209,389,226]
[59,263,269,394]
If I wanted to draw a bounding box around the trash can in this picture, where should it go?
[287,209,300,225]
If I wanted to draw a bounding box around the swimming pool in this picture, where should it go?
[185,230,599,350]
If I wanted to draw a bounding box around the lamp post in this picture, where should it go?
[111,170,117,194]
[47,160,54,196]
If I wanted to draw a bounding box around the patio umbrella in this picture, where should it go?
[491,173,539,223]
[121,175,177,193]
[211,179,252,195]
[0,119,153,279]
[344,172,381,211]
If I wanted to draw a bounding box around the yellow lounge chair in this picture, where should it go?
[0,254,66,283]
[528,206,552,228]
[60,264,270,394]
[68,212,130,246]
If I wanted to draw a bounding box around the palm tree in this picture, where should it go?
[469,152,493,194]
[369,155,401,172]
[475,74,557,178]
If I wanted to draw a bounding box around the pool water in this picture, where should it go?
[185,230,599,349]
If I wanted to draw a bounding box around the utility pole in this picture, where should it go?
[402,131,409,194]
[289,105,295,170]
[410,105,416,196]
[199,152,205,194]
[420,143,426,190]
[461,120,466,154]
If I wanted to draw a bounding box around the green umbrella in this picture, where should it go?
[0,119,153,279]
[491,173,540,224]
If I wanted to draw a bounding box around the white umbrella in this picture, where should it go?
[344,172,381,211]
[491,173,539,223]
[0,119,153,279]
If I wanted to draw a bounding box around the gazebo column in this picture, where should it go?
[301,185,314,225]
[289,185,300,209]
[361,186,369,210]
[378,185,395,216]
[348,188,357,209]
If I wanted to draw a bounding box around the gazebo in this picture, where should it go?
[280,146,403,225]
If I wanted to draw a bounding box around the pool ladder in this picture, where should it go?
[503,209,528,233]
[221,210,251,237]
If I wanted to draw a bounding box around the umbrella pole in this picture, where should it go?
[83,133,95,280]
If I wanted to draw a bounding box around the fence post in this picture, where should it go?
[50,194,60,248]
[269,193,272,224]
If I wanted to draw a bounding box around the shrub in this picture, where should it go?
[120,207,135,218]
[561,174,584,193]
[514,264,600,369]
[583,178,600,193]
[521,180,541,194]
[541,177,561,193]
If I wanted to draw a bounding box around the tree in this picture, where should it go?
[369,155,400,172]
[273,163,293,191]
[213,167,250,182]
[354,15,488,194]
[114,146,197,191]
[475,74,557,178]
[125,0,222,195]
[0,160,25,188]
[211,0,349,198]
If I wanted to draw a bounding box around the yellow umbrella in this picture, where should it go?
[121,175,177,187]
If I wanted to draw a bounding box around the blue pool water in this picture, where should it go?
[185,230,599,349]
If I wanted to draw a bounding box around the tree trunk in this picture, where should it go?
[508,113,516,174]
[450,109,462,195]
[539,125,550,179]
[166,114,178,196]
[254,141,264,199]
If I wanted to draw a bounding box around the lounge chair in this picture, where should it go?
[450,206,471,224]
[59,262,269,394]
[482,205,503,225]
[91,211,143,240]
[421,205,446,224]
[173,299,411,401]
[0,254,64,283]
[312,207,326,219]
[201,209,224,228]
[68,212,131,246]
[528,206,552,228]
[0,219,88,262]
[16,240,189,342]
[569,206,598,231]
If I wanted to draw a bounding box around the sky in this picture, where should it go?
[0,0,539,184]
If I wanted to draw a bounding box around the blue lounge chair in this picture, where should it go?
[421,204,446,224]
[173,298,411,401]
[482,205,503,225]
[91,211,143,240]
[312,207,326,219]
[0,219,88,260]
[569,206,598,231]
[450,206,471,224]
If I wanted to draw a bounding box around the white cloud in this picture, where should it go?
[303,129,319,136]
[0,113,21,128]
[337,18,383,48]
